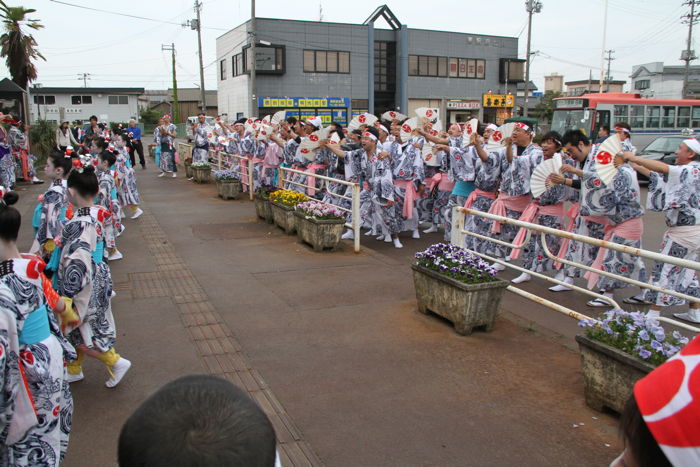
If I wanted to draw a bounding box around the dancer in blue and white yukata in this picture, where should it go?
[191,113,213,165]
[623,138,700,323]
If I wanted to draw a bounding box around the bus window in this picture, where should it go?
[551,109,592,135]
[595,110,610,135]
[678,106,691,127]
[645,105,660,128]
[613,104,628,120]
[662,106,676,128]
[692,107,700,127]
[630,105,645,128]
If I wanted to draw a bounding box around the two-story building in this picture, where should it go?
[216,6,524,125]
[630,62,700,99]
[28,86,144,124]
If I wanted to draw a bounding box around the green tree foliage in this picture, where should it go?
[0,2,43,90]
[28,118,55,164]
[139,107,161,125]
[533,90,562,123]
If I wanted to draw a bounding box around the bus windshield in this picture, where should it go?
[551,109,592,136]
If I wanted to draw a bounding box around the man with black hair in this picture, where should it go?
[594,124,610,144]
[83,115,100,144]
[118,375,277,467]
[548,129,606,292]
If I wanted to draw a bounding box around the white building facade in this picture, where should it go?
[630,62,700,99]
[28,86,144,124]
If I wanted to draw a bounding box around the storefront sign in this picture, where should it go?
[258,97,350,108]
[446,101,481,110]
[482,94,514,108]
[283,108,348,125]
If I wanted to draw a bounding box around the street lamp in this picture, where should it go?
[524,0,542,118]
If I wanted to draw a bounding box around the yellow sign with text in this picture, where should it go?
[482,94,514,108]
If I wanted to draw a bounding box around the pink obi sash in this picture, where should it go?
[555,203,580,270]
[464,189,497,210]
[394,180,418,219]
[305,163,327,195]
[584,217,644,289]
[263,144,282,175]
[425,173,455,193]
[510,202,565,260]
[487,193,532,233]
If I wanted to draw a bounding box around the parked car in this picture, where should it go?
[635,135,692,183]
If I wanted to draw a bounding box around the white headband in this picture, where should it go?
[615,126,631,134]
[362,131,377,141]
[376,124,388,134]
[683,138,700,154]
[486,123,498,132]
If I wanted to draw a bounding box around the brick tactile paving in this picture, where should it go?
[137,202,322,467]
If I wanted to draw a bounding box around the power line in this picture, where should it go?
[48,0,228,30]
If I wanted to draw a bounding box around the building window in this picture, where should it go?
[220,59,226,80]
[33,95,56,105]
[241,45,285,74]
[409,55,485,79]
[635,79,650,90]
[302,49,348,73]
[108,95,128,105]
[71,95,92,105]
[232,53,244,77]
[449,57,458,77]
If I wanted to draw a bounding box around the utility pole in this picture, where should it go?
[162,43,179,123]
[184,1,207,113]
[523,0,542,117]
[682,0,700,99]
[599,0,609,91]
[249,0,257,118]
[77,73,91,87]
[604,49,615,92]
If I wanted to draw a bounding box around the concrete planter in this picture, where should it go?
[184,161,193,179]
[294,211,345,252]
[192,166,211,184]
[216,179,241,200]
[575,334,655,414]
[411,264,509,336]
[254,195,274,223]
[270,201,297,234]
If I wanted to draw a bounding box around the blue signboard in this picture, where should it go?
[278,109,348,125]
[258,97,350,108]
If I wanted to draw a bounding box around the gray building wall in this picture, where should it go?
[217,17,519,121]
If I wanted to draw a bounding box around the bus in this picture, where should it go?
[550,93,700,148]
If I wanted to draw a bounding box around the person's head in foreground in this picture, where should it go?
[118,375,277,467]
[611,335,700,467]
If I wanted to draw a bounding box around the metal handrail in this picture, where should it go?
[451,206,700,333]
[276,165,362,253]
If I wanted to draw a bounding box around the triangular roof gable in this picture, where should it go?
[0,78,25,93]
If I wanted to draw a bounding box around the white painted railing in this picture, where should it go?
[450,206,700,333]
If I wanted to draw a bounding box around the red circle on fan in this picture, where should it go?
[492,131,503,142]
[596,151,613,165]
[466,126,473,134]
[389,111,396,118]
[309,135,318,142]
[301,148,309,154]
[426,109,433,117]
[358,115,366,123]
[425,154,432,161]
[402,125,411,133]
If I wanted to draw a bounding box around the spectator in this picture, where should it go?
[72,120,83,143]
[127,119,145,169]
[55,121,79,151]
[610,335,699,467]
[118,375,278,467]
[83,115,100,143]
[594,125,610,144]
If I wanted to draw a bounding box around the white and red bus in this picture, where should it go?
[551,93,700,148]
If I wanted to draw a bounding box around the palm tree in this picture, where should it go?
[0,1,43,91]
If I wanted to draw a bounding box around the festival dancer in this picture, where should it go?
[113,139,143,220]
[157,115,178,178]
[191,112,212,166]
[57,164,131,387]
[96,151,123,261]
[508,131,574,284]
[0,190,75,465]
[487,122,542,271]
[391,124,424,242]
[614,121,636,153]
[560,136,646,307]
[547,130,607,292]
[33,150,73,265]
[9,121,41,184]
[289,117,331,199]
[461,131,501,253]
[0,119,14,189]
[622,139,700,323]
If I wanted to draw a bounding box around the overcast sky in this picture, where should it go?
[8,0,691,93]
